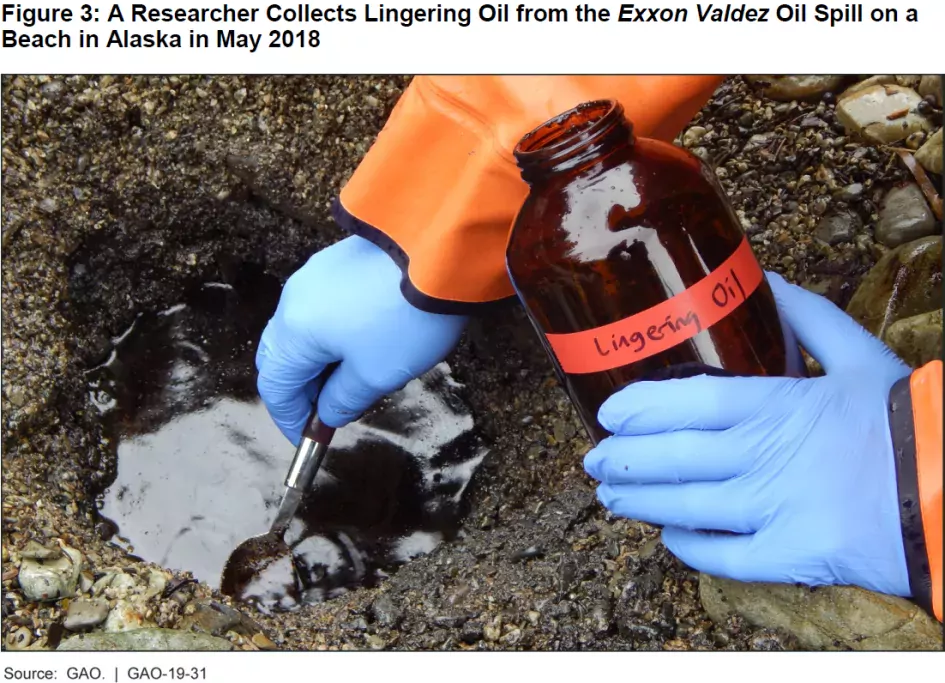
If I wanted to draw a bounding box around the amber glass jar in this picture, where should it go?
[507,100,793,445]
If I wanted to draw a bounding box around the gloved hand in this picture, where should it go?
[583,272,912,598]
[256,235,468,444]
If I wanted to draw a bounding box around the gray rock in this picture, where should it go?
[914,128,942,176]
[846,236,942,337]
[813,210,861,245]
[38,198,57,214]
[700,574,943,651]
[883,309,943,369]
[918,76,942,107]
[371,594,403,627]
[64,599,110,631]
[17,540,83,602]
[745,75,845,102]
[179,602,240,636]
[58,628,234,651]
[180,601,268,638]
[875,183,936,248]
[40,80,64,100]
[836,84,932,144]
[834,183,864,202]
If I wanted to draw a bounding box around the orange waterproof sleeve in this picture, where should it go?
[332,75,725,314]
[889,360,943,622]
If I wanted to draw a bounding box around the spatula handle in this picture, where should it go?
[285,362,339,491]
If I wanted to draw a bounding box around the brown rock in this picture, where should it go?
[745,75,846,102]
[700,575,943,651]
[836,84,932,144]
[883,309,943,368]
[846,236,942,338]
[914,128,942,176]
[918,76,942,107]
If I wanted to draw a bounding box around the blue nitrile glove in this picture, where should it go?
[583,272,912,598]
[256,235,468,445]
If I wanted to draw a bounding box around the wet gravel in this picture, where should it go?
[1,75,921,651]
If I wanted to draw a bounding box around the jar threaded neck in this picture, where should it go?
[514,100,634,184]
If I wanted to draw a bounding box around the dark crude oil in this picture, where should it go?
[507,101,795,444]
[86,262,487,612]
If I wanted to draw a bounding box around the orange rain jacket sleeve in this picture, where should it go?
[331,75,725,315]
[890,360,943,623]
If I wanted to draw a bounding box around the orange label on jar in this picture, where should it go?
[545,238,764,375]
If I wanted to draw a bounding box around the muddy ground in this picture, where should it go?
[1,75,918,651]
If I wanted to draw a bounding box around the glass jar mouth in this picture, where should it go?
[514,100,623,163]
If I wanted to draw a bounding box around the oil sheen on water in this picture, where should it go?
[86,262,488,612]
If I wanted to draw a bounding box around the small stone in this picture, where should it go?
[483,616,502,642]
[40,80,64,99]
[834,183,864,201]
[6,627,33,650]
[914,128,942,175]
[875,183,936,248]
[690,147,711,162]
[58,629,233,651]
[364,94,380,107]
[234,88,247,104]
[251,633,278,650]
[511,546,544,562]
[526,611,541,626]
[589,599,613,634]
[883,309,943,369]
[433,615,468,628]
[144,568,168,599]
[917,76,942,107]
[76,155,89,173]
[836,84,932,144]
[64,599,109,631]
[745,75,846,102]
[38,198,58,214]
[17,540,83,602]
[180,602,240,636]
[847,236,942,338]
[104,598,152,632]
[371,594,403,627]
[682,126,707,148]
[813,210,861,246]
[905,131,927,150]
[744,132,776,150]
[460,622,483,644]
[365,634,387,650]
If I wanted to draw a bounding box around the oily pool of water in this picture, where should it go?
[86,263,488,612]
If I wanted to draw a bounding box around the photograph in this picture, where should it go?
[1,72,942,659]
